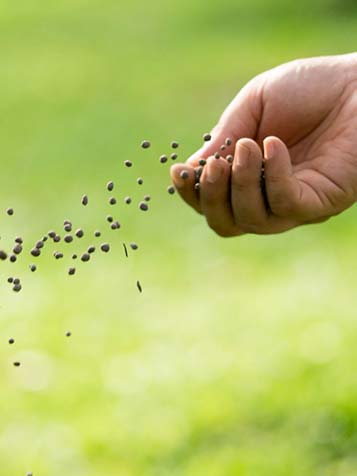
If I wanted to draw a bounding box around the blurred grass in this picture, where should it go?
[0,0,357,475]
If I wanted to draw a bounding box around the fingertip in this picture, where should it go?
[263,136,288,161]
[170,163,194,186]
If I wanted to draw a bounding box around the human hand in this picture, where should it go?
[171,53,357,236]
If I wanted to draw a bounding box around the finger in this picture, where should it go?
[231,139,268,233]
[199,157,242,237]
[263,136,303,218]
[170,163,202,214]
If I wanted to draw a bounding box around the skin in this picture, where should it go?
[171,53,357,236]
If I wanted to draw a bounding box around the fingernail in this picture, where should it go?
[206,160,222,184]
[237,143,250,167]
[264,139,275,160]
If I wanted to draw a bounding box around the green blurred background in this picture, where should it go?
[1,1,357,474]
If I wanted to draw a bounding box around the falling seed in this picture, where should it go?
[53,235,61,243]
[64,223,72,232]
[81,253,90,262]
[13,361,20,367]
[68,267,76,275]
[82,194,88,206]
[124,160,133,167]
[226,155,233,163]
[7,277,13,283]
[199,159,207,166]
[106,215,113,223]
[137,178,143,185]
[48,231,56,238]
[160,155,168,164]
[64,219,71,225]
[167,186,175,195]
[88,246,95,254]
[123,243,128,257]
[26,473,33,476]
[195,183,200,190]
[13,283,22,292]
[75,229,84,238]
[180,170,189,180]
[107,181,114,191]
[214,152,220,159]
[42,236,48,242]
[15,237,23,244]
[125,197,132,204]
[136,280,142,293]
[171,141,179,149]
[8,338,14,344]
[94,230,101,237]
[29,264,37,272]
[109,197,117,205]
[6,208,14,216]
[13,244,22,255]
[220,145,226,151]
[64,235,73,243]
[31,248,41,257]
[144,195,151,202]
[101,243,110,253]
[13,278,20,285]
[72,254,77,259]
[9,255,17,263]
[141,140,151,149]
[111,221,120,230]
[203,133,211,142]
[139,202,148,211]
[171,153,178,160]
[65,332,71,337]
[35,240,44,249]
[130,243,138,250]
[54,252,64,259]
[0,250,8,260]
[225,138,232,146]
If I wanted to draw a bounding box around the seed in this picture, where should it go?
[203,133,211,142]
[194,183,200,190]
[6,208,14,216]
[130,242,138,250]
[167,186,175,195]
[15,237,23,244]
[0,250,8,260]
[124,160,133,167]
[64,235,73,243]
[42,236,48,242]
[13,362,20,367]
[7,277,13,283]
[29,264,37,272]
[64,223,72,232]
[9,255,17,263]
[65,331,71,337]
[106,215,113,223]
[160,155,168,164]
[94,230,101,237]
[137,178,143,185]
[226,155,233,163]
[225,138,232,146]
[88,246,95,254]
[13,244,22,254]
[13,283,22,292]
[195,166,203,180]
[214,152,220,159]
[54,252,63,259]
[31,248,41,257]
[26,473,33,476]
[111,221,120,230]
[171,153,178,160]
[48,231,56,238]
[75,229,84,238]
[123,243,128,257]
[109,197,117,205]
[171,141,179,149]
[125,197,131,204]
[68,267,76,275]
[100,243,110,253]
[136,280,142,293]
[81,253,90,262]
[220,145,226,151]
[81,194,88,206]
[107,181,114,191]
[141,140,151,149]
[199,159,207,166]
[64,219,71,225]
[72,254,77,259]
[139,202,148,211]
[144,195,151,202]
[35,240,44,249]
[53,235,61,243]
[180,170,189,180]
[8,338,14,344]
[13,278,20,285]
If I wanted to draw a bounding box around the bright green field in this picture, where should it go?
[1,1,357,475]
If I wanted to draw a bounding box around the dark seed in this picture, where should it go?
[106,215,113,223]
[123,243,128,257]
[72,254,77,259]
[81,195,88,206]
[199,159,207,166]
[180,170,189,180]
[7,277,13,283]
[160,155,168,164]
[6,208,14,216]
[15,237,23,244]
[9,255,17,263]
[75,229,84,238]
[53,235,61,243]
[101,243,110,253]
[167,186,175,195]
[13,278,20,285]
[109,197,117,205]
[94,230,101,237]
[195,166,203,180]
[111,221,121,230]
[13,284,22,292]
[26,473,33,476]
[64,219,71,225]
[125,197,131,205]
[65,332,71,337]
[0,250,8,260]
[137,178,143,185]
[225,138,232,146]
[48,231,56,238]
[8,338,14,344]
[226,155,233,163]
[68,268,76,275]
[42,236,48,242]
[124,160,132,167]
[136,280,142,293]
[64,223,72,232]
[171,141,179,149]
[81,253,90,262]
[29,264,37,272]
[144,195,151,202]
[13,361,20,367]
[171,153,178,160]
[64,235,73,243]
[54,252,64,259]
[195,183,200,190]
[220,145,226,151]
[130,243,138,250]
[141,140,151,149]
[214,152,220,159]
[107,181,114,191]
[13,244,22,255]
[139,202,148,211]
[31,248,41,257]
[203,133,211,142]
[35,240,44,249]
[88,246,95,254]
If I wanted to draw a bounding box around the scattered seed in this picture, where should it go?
[15,237,23,244]
[226,155,233,163]
[94,230,101,237]
[194,183,200,190]
[82,195,88,206]
[225,138,232,146]
[144,195,151,202]
[72,254,77,259]
[68,267,76,275]
[109,197,117,205]
[101,243,110,253]
[139,202,148,211]
[0,250,8,260]
[64,223,72,232]
[29,264,37,272]
[107,181,114,191]
[171,141,179,149]
[136,280,142,293]
[141,140,151,149]
[106,215,113,223]
[123,243,128,257]
[180,170,189,180]
[214,152,220,159]
[9,255,17,263]
[8,338,14,344]
[199,159,207,166]
[125,197,132,205]
[54,252,64,260]
[13,283,22,292]
[75,229,84,238]
[31,248,41,257]
[160,155,168,164]
[111,221,120,230]
[203,133,211,142]
[124,160,133,167]
[7,277,13,283]
[48,231,56,238]
[220,145,226,151]
[64,235,73,243]
[42,236,48,242]
[81,253,90,262]
[65,331,71,337]
[35,240,44,249]
[26,473,33,476]
[171,153,178,160]
[6,208,14,216]
[130,243,138,250]
[13,278,20,285]
[88,246,95,254]
[53,235,61,243]
[13,362,20,367]
[137,178,143,185]
[167,186,175,195]
[13,245,22,256]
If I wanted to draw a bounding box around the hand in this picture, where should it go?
[171,53,357,236]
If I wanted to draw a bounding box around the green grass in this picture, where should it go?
[0,1,357,474]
